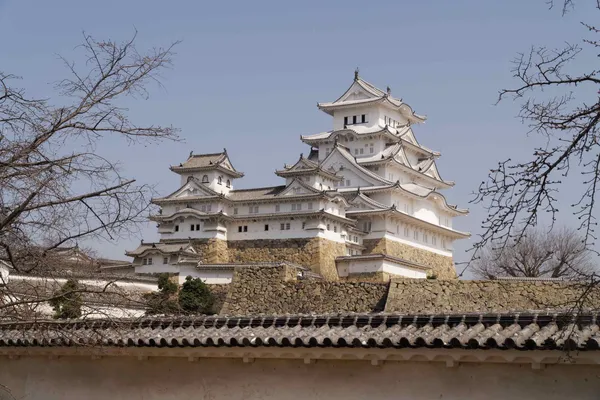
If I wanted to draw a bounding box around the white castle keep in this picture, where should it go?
[126,72,469,283]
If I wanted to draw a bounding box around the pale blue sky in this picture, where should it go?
[0,0,595,269]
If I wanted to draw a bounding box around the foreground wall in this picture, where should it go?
[0,356,598,400]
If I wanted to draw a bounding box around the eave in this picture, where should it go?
[335,253,430,271]
[275,167,343,181]
[359,157,454,189]
[169,165,245,178]
[346,208,470,239]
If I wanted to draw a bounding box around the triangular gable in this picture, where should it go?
[168,179,219,199]
[347,193,389,211]
[321,146,391,186]
[399,127,418,146]
[333,79,383,104]
[285,157,318,172]
[392,146,412,168]
[276,178,322,197]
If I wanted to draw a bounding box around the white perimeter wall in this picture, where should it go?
[0,356,597,400]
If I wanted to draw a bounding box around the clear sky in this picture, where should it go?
[0,0,595,272]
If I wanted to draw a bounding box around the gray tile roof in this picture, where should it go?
[0,313,598,350]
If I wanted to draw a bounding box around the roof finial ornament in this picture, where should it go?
[299,153,304,160]
[354,68,359,81]
[189,150,193,158]
[223,148,228,155]
[387,86,391,95]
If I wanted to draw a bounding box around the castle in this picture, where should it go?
[126,72,469,282]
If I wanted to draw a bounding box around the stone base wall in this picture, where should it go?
[363,238,456,279]
[227,238,344,280]
[385,278,600,313]
[191,239,229,264]
[221,264,388,315]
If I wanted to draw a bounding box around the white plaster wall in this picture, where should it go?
[381,260,427,279]
[9,275,158,293]
[0,356,597,400]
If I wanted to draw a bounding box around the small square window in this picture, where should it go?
[308,202,313,210]
[196,224,200,231]
[280,223,285,230]
[142,258,147,265]
[233,207,238,215]
[285,223,290,230]
[344,116,348,125]
[190,224,195,231]
[238,226,243,233]
[333,226,337,233]
[369,147,374,153]
[359,148,364,154]
[354,149,359,155]
[163,257,168,264]
[175,225,179,232]
[352,115,357,124]
[147,258,153,265]
[264,224,269,231]
[327,224,330,231]
[302,222,306,229]
[243,226,248,232]
[361,114,366,123]
[275,204,280,212]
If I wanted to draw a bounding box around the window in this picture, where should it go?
[344,116,348,125]
[201,205,206,212]
[292,203,302,211]
[363,221,371,232]
[333,225,337,233]
[354,148,359,155]
[147,257,153,265]
[280,223,285,230]
[190,224,195,231]
[404,227,409,237]
[352,115,357,124]
[163,257,168,264]
[397,225,400,234]
[361,114,366,123]
[327,224,330,231]
[424,234,428,244]
[226,179,231,188]
[249,205,259,214]
[202,175,209,183]
[349,136,354,142]
[175,225,179,232]
[302,222,306,229]
[218,176,222,185]
[238,225,249,233]
[308,202,313,210]
[196,224,200,231]
[432,236,437,246]
[142,258,147,265]
[233,207,238,215]
[346,179,351,186]
[264,224,269,231]
[369,146,374,154]
[238,226,243,233]
[280,223,290,230]
[359,148,364,155]
[414,231,419,240]
[275,204,280,212]
[286,222,290,230]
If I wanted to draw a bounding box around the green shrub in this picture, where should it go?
[49,279,82,319]
[178,276,214,314]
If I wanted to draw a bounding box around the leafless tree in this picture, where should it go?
[0,32,179,318]
[472,226,593,279]
[469,1,600,263]
[466,1,600,317]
